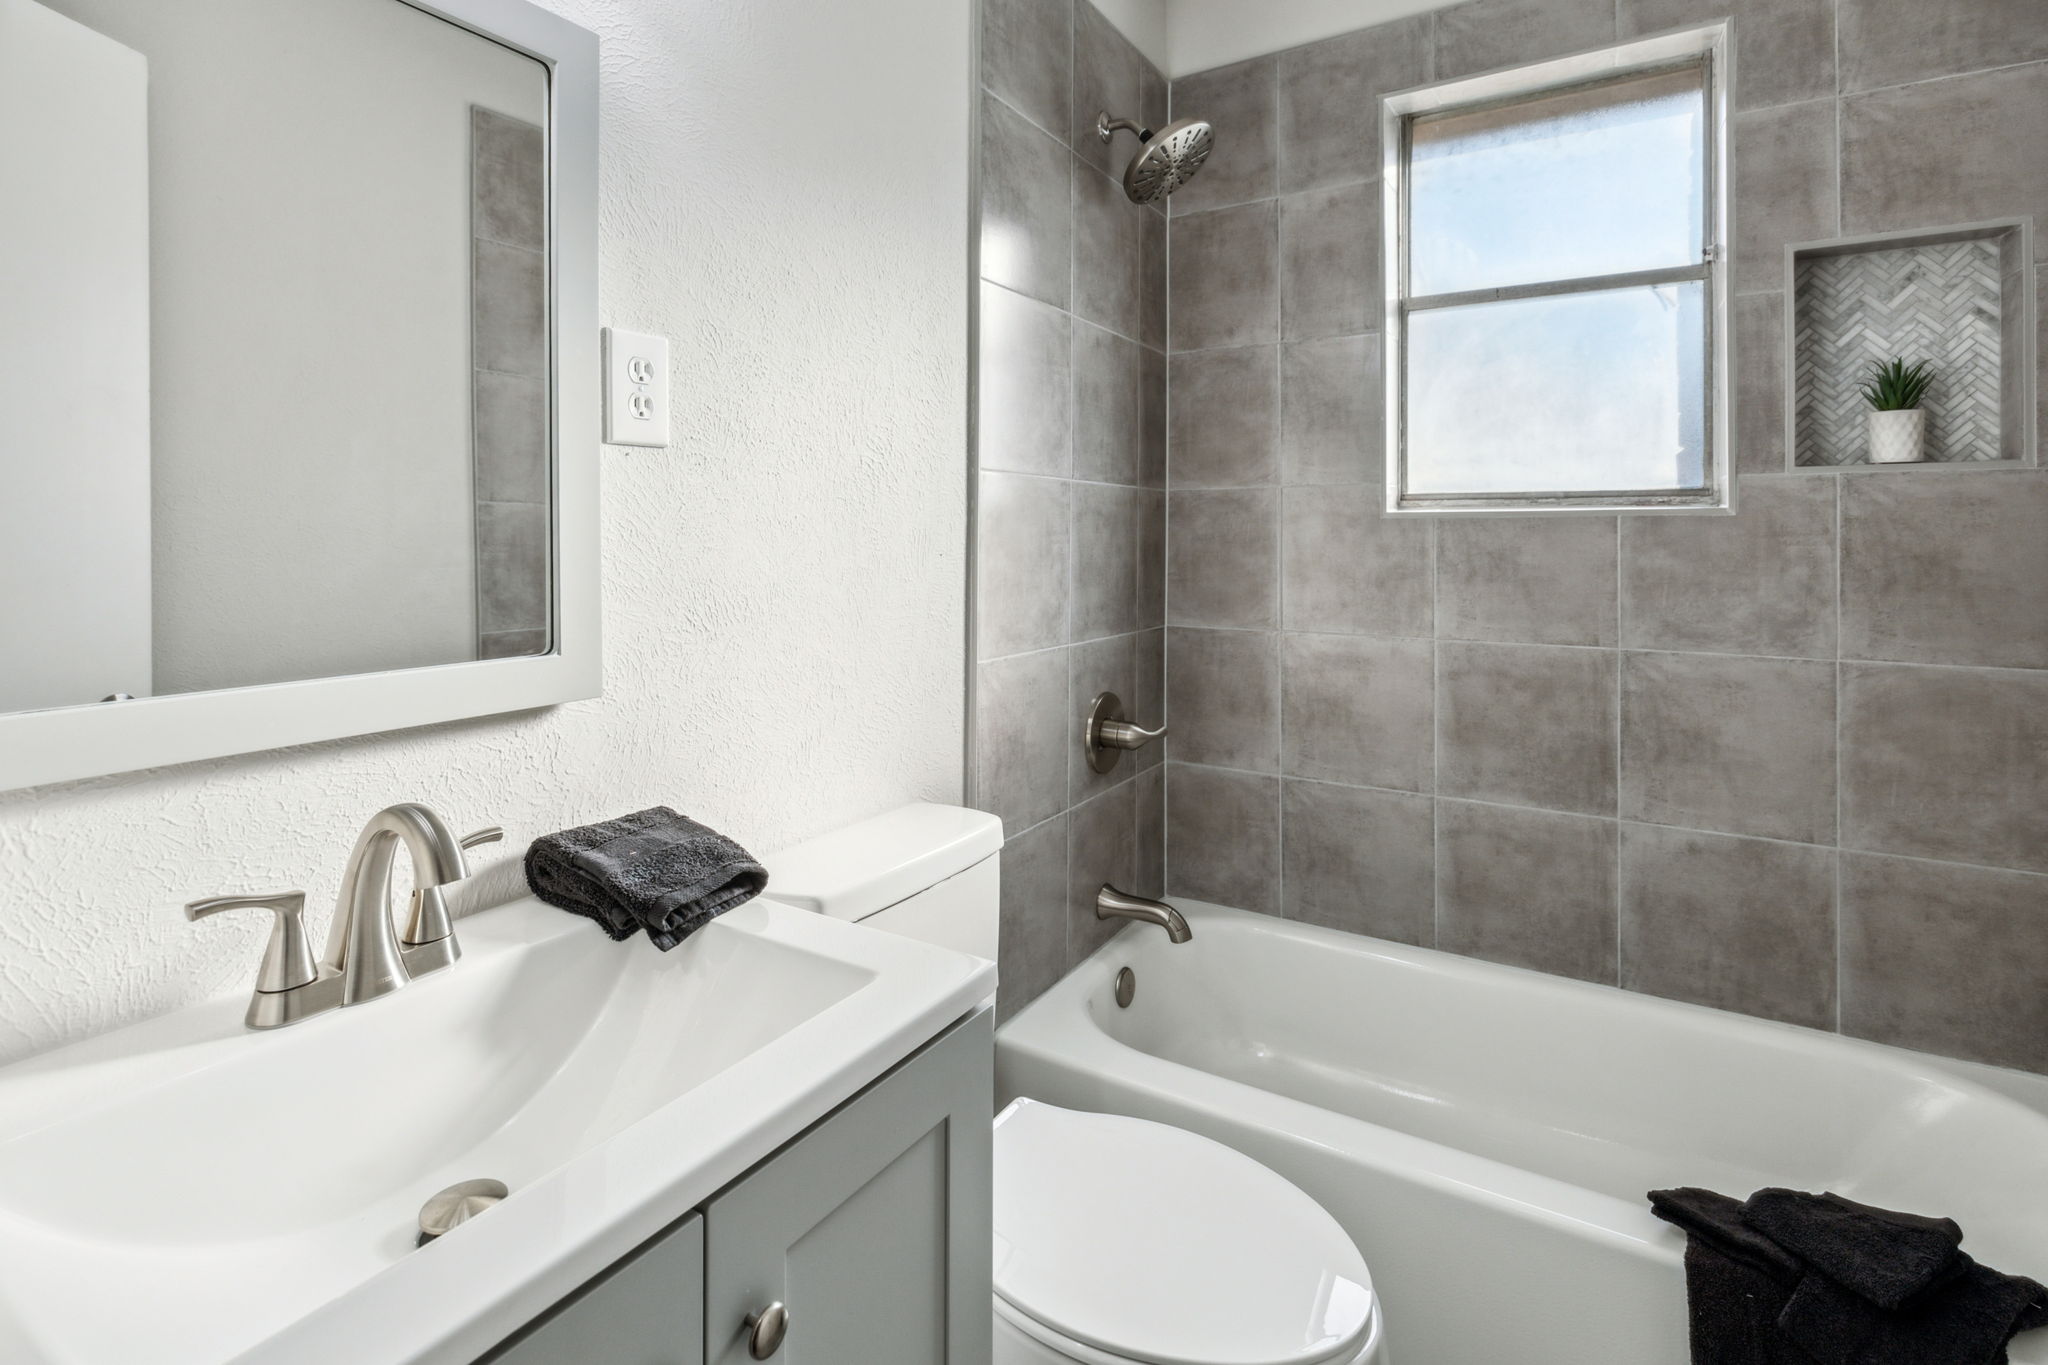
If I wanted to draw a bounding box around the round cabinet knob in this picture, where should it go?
[746,1301,788,1359]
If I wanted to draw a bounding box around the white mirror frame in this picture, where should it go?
[0,0,600,793]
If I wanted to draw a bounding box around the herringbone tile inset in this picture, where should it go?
[1793,239,2003,466]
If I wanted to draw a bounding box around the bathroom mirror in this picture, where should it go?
[0,0,598,791]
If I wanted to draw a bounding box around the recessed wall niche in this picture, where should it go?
[1786,221,2035,471]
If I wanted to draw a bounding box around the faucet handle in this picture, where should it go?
[1085,692,1169,774]
[400,827,500,949]
[185,891,318,993]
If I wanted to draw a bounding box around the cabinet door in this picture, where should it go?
[703,1009,993,1365]
[483,1213,705,1365]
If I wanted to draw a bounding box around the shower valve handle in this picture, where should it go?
[1099,717,1166,749]
[1085,692,1167,774]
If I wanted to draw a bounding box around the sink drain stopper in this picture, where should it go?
[417,1178,509,1246]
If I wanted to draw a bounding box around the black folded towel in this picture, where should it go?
[1743,1189,1962,1311]
[1649,1186,2048,1365]
[525,807,768,950]
[1650,1188,1814,1365]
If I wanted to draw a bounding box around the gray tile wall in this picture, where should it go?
[472,107,551,661]
[977,0,1168,1020]
[1163,1,2048,1073]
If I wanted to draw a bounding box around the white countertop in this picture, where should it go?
[0,896,994,1365]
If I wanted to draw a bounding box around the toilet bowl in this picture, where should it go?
[991,1099,1383,1365]
[762,804,1386,1365]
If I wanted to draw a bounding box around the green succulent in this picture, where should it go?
[1860,357,1933,412]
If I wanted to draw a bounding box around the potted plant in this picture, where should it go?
[1860,356,1933,464]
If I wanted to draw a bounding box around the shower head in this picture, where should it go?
[1096,111,1214,205]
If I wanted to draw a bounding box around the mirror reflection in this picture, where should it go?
[0,0,553,715]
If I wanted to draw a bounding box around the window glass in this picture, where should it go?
[1390,47,1721,511]
[1408,66,1705,297]
[1406,282,1706,495]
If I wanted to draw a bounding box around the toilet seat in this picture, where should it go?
[993,1100,1377,1365]
[994,1293,1383,1365]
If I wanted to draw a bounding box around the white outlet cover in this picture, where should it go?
[602,327,669,447]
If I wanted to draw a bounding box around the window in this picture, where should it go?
[1384,30,1728,513]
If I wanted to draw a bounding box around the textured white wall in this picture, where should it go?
[0,0,970,1066]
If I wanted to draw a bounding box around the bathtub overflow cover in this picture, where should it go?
[1114,967,1136,1008]
[417,1178,509,1246]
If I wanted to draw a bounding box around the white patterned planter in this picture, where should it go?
[1868,408,1926,464]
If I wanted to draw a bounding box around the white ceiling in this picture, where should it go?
[1097,0,1454,77]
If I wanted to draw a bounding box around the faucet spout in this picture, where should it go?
[324,803,469,1005]
[1095,884,1192,944]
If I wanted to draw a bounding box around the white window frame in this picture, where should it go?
[1382,25,1732,515]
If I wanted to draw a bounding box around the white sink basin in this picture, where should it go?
[0,896,993,1364]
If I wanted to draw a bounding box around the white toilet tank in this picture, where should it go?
[762,803,1002,964]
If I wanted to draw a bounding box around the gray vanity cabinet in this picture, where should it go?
[703,1010,993,1365]
[488,1215,705,1365]
[484,1010,991,1365]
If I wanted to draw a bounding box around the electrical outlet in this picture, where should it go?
[603,327,669,447]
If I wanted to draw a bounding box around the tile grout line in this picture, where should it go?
[981,84,1068,157]
[1430,510,1443,950]
[977,464,1171,492]
[1128,619,2048,679]
[1168,757,2048,882]
[982,274,1167,357]
[1271,278,1287,916]
[1843,454,1859,1031]
[1061,4,1079,973]
[1170,330,1382,362]
[1843,0,1859,240]
[1613,513,1625,985]
[1011,754,1148,849]
[1842,54,2048,103]
[1160,62,1174,901]
[1828,0,1843,1036]
[983,625,1165,668]
[1167,178,1382,228]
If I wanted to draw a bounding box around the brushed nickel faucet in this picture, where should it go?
[1096,884,1192,944]
[326,803,486,1002]
[187,803,502,1030]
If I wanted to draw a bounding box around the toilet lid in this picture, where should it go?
[992,1100,1375,1365]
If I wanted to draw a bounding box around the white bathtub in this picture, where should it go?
[995,901,2048,1365]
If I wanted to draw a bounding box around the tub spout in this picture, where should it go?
[1096,884,1192,944]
